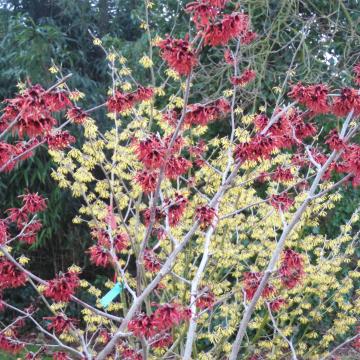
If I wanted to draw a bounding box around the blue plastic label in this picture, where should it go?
[100,282,123,308]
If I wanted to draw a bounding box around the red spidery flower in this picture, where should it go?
[21,193,46,213]
[340,145,360,187]
[44,91,72,112]
[234,135,276,162]
[46,131,75,150]
[143,249,161,273]
[279,249,304,289]
[142,208,165,227]
[270,193,294,212]
[11,138,40,165]
[185,98,230,126]
[0,333,24,354]
[128,312,157,338]
[0,259,27,289]
[135,135,166,169]
[151,333,173,349]
[271,167,293,183]
[204,12,249,47]
[164,134,185,154]
[0,142,18,172]
[19,220,42,244]
[325,129,346,151]
[107,86,152,113]
[114,233,129,253]
[256,171,270,183]
[165,156,192,179]
[189,139,207,158]
[25,352,42,360]
[269,298,287,312]
[195,205,217,228]
[52,352,70,360]
[0,220,8,244]
[196,288,216,310]
[7,207,28,229]
[152,227,166,241]
[331,87,360,117]
[107,91,135,113]
[158,36,198,76]
[165,193,188,226]
[254,110,316,149]
[288,83,329,114]
[288,110,317,141]
[2,85,71,138]
[91,228,127,251]
[185,0,227,29]
[241,30,257,44]
[152,303,186,331]
[43,271,79,302]
[105,205,117,230]
[133,86,154,102]
[243,272,275,300]
[120,345,143,360]
[224,48,234,65]
[230,69,256,86]
[88,245,110,267]
[66,106,87,124]
[353,62,360,86]
[135,170,158,193]
[44,315,75,334]
[163,109,180,127]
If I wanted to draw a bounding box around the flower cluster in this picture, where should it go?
[338,144,360,186]
[165,193,188,226]
[143,249,161,273]
[185,0,228,29]
[135,134,191,183]
[0,333,23,354]
[66,106,87,124]
[288,82,360,116]
[88,229,129,267]
[288,83,329,113]
[271,166,294,183]
[128,303,189,349]
[243,272,274,300]
[158,36,198,76]
[269,298,286,312]
[0,139,39,172]
[119,344,142,360]
[331,87,360,117]
[1,193,46,246]
[270,193,294,212]
[279,249,304,289]
[44,315,75,334]
[135,170,158,193]
[46,131,75,150]
[2,84,71,138]
[195,205,217,228]
[230,69,256,86]
[235,109,317,164]
[0,259,27,289]
[204,12,250,46]
[43,271,79,302]
[107,86,154,113]
[52,352,70,360]
[196,288,216,309]
[185,98,230,126]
